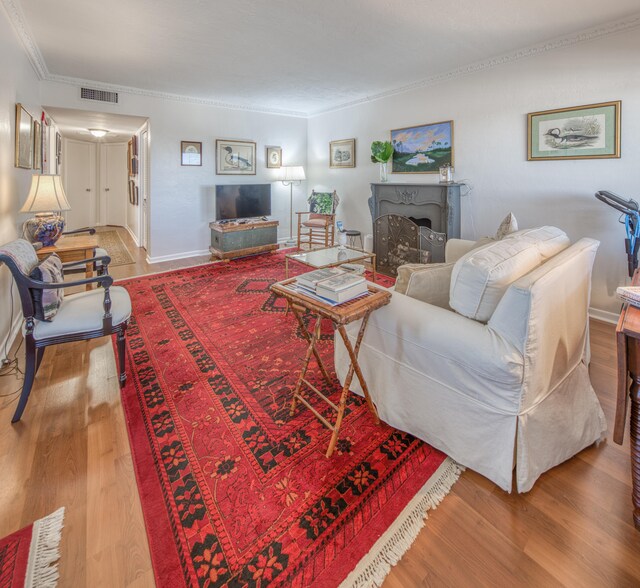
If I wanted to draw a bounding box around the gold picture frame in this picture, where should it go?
[390,120,453,174]
[15,103,33,169]
[266,146,282,169]
[329,138,356,168]
[527,100,621,161]
[216,139,256,175]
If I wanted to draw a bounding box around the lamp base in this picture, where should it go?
[23,212,65,247]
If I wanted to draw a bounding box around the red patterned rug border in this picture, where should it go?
[115,255,456,587]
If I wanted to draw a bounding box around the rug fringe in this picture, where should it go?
[24,507,65,588]
[339,458,464,588]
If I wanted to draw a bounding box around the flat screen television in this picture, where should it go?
[216,184,271,221]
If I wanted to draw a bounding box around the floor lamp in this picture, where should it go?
[280,166,306,246]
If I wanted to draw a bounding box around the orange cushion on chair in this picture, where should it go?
[303,218,330,228]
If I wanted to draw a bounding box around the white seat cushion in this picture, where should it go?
[450,226,569,322]
[30,286,131,340]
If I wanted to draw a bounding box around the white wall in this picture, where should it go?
[0,9,43,361]
[40,82,308,261]
[307,28,640,315]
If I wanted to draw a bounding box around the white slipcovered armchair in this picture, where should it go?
[335,226,606,492]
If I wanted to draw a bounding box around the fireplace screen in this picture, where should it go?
[374,214,431,276]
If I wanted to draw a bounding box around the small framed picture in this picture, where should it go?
[216,139,256,175]
[266,146,282,168]
[181,141,202,166]
[32,120,42,172]
[329,138,356,168]
[15,103,33,169]
[55,131,62,171]
[527,100,621,160]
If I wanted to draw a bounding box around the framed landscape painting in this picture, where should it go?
[528,101,621,160]
[216,139,256,175]
[391,121,453,173]
[329,138,356,168]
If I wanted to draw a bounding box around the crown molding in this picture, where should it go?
[308,12,640,117]
[4,0,640,120]
[45,74,309,118]
[2,0,48,79]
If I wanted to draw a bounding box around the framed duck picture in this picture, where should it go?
[527,101,621,160]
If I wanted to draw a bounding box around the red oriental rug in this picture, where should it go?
[0,508,65,588]
[117,251,461,587]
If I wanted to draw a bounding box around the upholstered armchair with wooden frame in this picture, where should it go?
[0,239,131,423]
[296,190,340,250]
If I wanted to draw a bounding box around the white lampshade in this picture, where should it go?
[280,166,306,182]
[20,175,71,213]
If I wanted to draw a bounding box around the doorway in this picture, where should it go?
[45,106,149,246]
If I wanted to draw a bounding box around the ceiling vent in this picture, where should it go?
[80,87,119,104]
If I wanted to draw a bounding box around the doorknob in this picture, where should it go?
[105,188,110,192]
[86,188,91,192]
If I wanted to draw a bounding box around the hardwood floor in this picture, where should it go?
[1,227,638,587]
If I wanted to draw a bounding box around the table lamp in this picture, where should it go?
[280,165,306,246]
[20,174,71,246]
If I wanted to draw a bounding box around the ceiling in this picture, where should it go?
[8,0,640,116]
[44,107,147,143]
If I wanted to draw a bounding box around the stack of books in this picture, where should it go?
[617,286,640,307]
[294,268,368,304]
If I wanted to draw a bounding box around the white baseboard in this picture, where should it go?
[146,249,210,264]
[124,224,140,247]
[0,313,23,364]
[589,307,619,325]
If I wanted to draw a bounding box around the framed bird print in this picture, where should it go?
[527,101,621,160]
[216,139,256,175]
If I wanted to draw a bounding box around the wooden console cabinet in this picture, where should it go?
[209,219,279,260]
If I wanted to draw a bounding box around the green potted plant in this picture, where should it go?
[371,141,393,182]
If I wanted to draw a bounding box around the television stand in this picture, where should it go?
[209,219,279,260]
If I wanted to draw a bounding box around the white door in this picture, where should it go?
[63,140,97,230]
[100,143,128,227]
[140,129,149,250]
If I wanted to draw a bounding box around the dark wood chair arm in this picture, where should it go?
[63,227,96,236]
[62,254,111,268]
[25,273,114,290]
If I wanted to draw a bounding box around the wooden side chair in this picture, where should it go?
[296,190,340,250]
[0,239,131,423]
[62,227,109,276]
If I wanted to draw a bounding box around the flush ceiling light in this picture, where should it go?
[88,129,108,138]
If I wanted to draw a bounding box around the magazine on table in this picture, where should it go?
[315,271,365,293]
[281,281,370,306]
[617,286,640,307]
[316,280,368,303]
[296,267,345,290]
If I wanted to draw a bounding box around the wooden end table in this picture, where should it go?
[36,235,98,291]
[615,269,640,531]
[270,278,392,457]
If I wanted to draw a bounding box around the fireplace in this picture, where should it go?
[369,183,462,274]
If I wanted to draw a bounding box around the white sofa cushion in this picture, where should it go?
[449,226,570,322]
